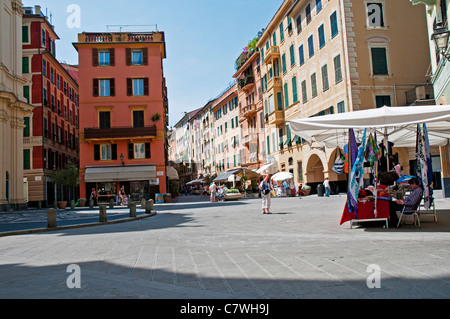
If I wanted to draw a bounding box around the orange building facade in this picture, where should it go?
[74,31,168,204]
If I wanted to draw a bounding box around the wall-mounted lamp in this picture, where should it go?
[431,24,450,62]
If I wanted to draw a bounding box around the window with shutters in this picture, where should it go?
[334,54,342,83]
[318,24,325,49]
[330,11,339,37]
[99,111,111,129]
[308,35,314,58]
[133,110,144,128]
[126,48,148,66]
[127,78,149,96]
[23,149,31,170]
[99,50,110,66]
[371,47,388,75]
[133,79,144,96]
[96,144,117,161]
[22,56,29,74]
[311,73,317,98]
[94,79,115,97]
[128,142,150,159]
[321,64,329,91]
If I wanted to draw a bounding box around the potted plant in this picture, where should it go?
[78,198,87,207]
[151,112,161,122]
[163,193,171,203]
[301,185,311,196]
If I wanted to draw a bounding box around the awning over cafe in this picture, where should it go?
[166,166,179,180]
[84,164,156,183]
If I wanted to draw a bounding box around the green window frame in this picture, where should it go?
[282,54,287,73]
[292,76,298,103]
[280,22,284,42]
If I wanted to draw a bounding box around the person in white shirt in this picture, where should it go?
[323,177,330,197]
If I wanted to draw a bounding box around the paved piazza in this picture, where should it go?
[1,194,450,299]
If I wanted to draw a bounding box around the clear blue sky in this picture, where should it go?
[22,0,283,127]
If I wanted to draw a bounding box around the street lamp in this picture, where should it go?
[431,24,450,62]
[120,153,124,166]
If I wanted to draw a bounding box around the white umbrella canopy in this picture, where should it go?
[288,105,450,148]
[271,172,293,182]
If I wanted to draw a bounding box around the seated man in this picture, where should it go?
[389,177,423,226]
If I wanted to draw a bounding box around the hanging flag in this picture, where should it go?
[348,128,368,218]
[364,133,381,163]
[417,124,430,209]
[423,124,433,209]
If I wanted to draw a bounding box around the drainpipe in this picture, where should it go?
[338,0,353,112]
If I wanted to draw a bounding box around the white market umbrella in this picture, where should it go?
[289,105,450,148]
[271,172,294,182]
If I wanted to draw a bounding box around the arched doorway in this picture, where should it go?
[306,154,325,193]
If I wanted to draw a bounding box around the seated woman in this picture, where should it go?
[389,177,423,226]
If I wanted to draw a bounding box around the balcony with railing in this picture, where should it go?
[241,104,257,119]
[84,125,157,140]
[263,46,280,65]
[268,110,285,126]
[78,32,164,43]
[237,74,255,92]
[243,133,258,146]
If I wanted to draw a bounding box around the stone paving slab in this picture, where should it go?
[1,193,450,300]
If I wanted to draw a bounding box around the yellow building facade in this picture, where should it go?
[258,0,432,191]
[0,0,34,210]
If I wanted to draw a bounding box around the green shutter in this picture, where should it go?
[22,26,29,43]
[23,149,31,170]
[23,117,30,137]
[282,54,286,73]
[292,76,298,103]
[284,83,289,108]
[22,56,29,74]
[23,86,30,104]
[371,48,388,75]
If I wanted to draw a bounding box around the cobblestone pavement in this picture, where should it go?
[1,193,450,300]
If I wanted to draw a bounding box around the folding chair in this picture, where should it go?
[418,196,437,223]
[397,203,421,228]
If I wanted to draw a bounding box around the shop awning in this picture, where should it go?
[166,166,179,180]
[84,164,156,183]
[256,163,275,174]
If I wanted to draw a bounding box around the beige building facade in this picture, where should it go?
[257,0,433,191]
[0,0,34,210]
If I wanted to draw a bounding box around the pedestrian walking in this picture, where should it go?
[323,177,330,197]
[258,175,272,214]
[210,181,217,202]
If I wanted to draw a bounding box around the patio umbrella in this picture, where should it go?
[271,172,293,182]
[289,105,450,148]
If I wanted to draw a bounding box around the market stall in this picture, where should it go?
[289,105,450,227]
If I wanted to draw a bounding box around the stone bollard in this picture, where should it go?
[47,208,57,228]
[140,198,146,209]
[70,200,75,209]
[145,199,154,214]
[109,198,114,209]
[99,205,107,222]
[129,203,136,217]
[53,201,57,209]
[89,199,94,208]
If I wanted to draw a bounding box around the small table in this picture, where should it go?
[341,199,391,228]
